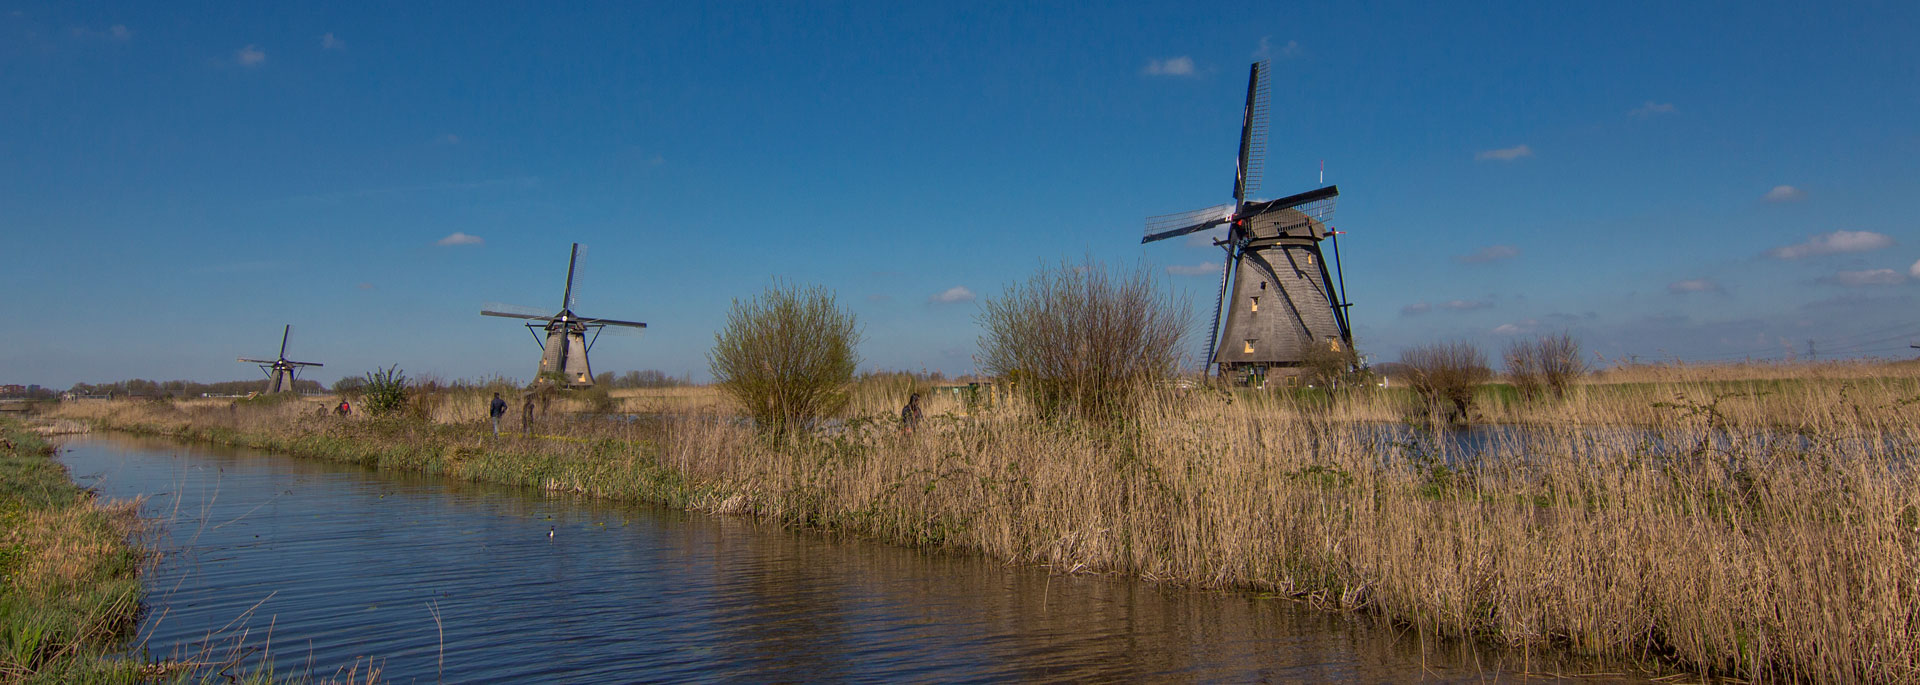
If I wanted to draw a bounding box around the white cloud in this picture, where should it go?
[1492,319,1540,335]
[1765,230,1894,259]
[1824,269,1904,287]
[320,32,344,50]
[1764,185,1806,202]
[1166,262,1221,276]
[929,286,974,304]
[1668,279,1723,294]
[1456,245,1520,264]
[236,44,266,67]
[1400,302,1432,316]
[1910,259,1920,279]
[1475,144,1532,162]
[1628,101,1675,117]
[109,24,130,40]
[1144,56,1195,76]
[436,232,484,246]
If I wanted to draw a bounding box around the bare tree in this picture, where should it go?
[977,258,1190,424]
[1402,341,1491,423]
[1505,333,1587,400]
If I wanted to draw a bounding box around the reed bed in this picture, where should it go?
[52,365,1920,682]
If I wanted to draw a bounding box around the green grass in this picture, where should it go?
[0,418,145,683]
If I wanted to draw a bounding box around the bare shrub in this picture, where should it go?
[977,259,1190,424]
[1506,333,1587,400]
[709,283,862,437]
[1401,341,1491,423]
[1300,340,1361,391]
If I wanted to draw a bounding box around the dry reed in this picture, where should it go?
[50,363,1920,682]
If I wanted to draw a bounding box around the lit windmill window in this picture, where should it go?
[1306,253,1314,266]
[1249,296,1259,313]
[1329,339,1341,352]
[1243,339,1256,354]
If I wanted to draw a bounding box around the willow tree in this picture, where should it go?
[709,283,862,438]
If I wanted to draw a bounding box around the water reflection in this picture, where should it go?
[58,433,1642,682]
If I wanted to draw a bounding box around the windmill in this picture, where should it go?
[1140,61,1353,386]
[481,242,646,387]
[238,324,323,394]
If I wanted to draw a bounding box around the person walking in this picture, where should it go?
[901,392,924,434]
[488,392,508,437]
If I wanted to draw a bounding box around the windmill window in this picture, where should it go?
[1243,339,1256,354]
[1249,297,1259,313]
[1306,253,1314,266]
[1259,281,1267,291]
[1329,339,1341,352]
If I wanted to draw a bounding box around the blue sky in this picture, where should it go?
[3,1,1917,387]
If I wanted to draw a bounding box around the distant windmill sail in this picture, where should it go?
[1140,61,1353,386]
[481,242,646,387]
[238,324,323,393]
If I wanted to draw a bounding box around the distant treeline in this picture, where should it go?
[593,369,693,389]
[66,378,325,397]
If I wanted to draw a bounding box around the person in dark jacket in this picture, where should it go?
[901,393,923,433]
[489,392,508,437]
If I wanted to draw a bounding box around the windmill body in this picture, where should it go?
[482,243,645,388]
[1141,61,1353,385]
[238,325,323,394]
[1210,204,1348,385]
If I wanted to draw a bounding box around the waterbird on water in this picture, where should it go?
[548,526,554,540]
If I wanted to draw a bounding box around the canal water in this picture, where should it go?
[58,432,1636,682]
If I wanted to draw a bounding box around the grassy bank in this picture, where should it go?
[0,419,145,682]
[53,366,1920,682]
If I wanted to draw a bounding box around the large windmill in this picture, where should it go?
[1141,61,1353,386]
[238,324,323,394]
[481,243,646,387]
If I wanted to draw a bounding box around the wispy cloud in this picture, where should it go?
[1144,56,1195,76]
[1166,262,1220,277]
[1764,185,1806,202]
[1668,278,1723,294]
[70,24,132,40]
[1456,245,1520,264]
[1492,319,1540,335]
[1628,101,1675,117]
[1401,299,1492,316]
[281,176,539,204]
[1475,144,1532,162]
[867,294,891,303]
[929,286,975,304]
[320,32,344,50]
[436,232,484,246]
[1821,269,1905,287]
[235,44,266,67]
[1765,230,1894,259]
[436,133,460,145]
[1254,36,1301,59]
[356,282,374,291]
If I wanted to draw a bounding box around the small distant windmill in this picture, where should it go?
[1141,61,1353,385]
[238,324,323,394]
[481,242,646,387]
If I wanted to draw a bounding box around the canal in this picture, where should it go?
[58,432,1633,682]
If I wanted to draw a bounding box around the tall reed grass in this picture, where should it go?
[51,362,1920,682]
